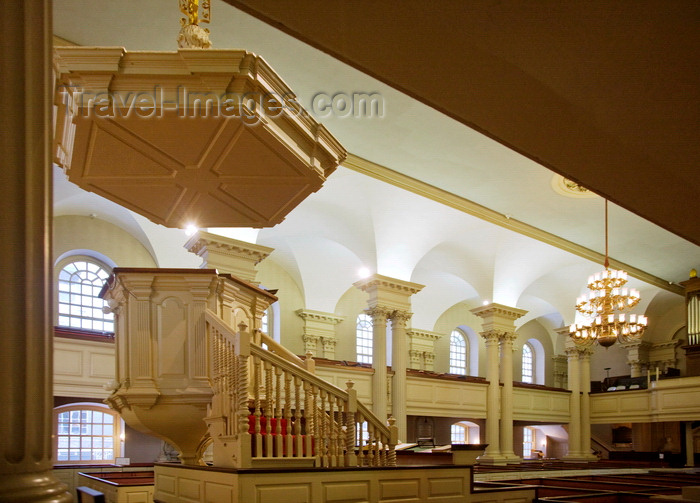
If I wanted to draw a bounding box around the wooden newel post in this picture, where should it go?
[305,351,316,374]
[387,416,398,466]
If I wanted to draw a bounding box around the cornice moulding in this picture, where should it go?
[407,329,443,341]
[295,309,344,324]
[185,231,274,263]
[353,273,424,295]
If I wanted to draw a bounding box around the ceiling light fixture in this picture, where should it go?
[569,199,647,348]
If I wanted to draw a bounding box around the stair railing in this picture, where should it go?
[205,309,397,469]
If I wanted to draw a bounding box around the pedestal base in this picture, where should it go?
[476,454,508,465]
[0,471,72,503]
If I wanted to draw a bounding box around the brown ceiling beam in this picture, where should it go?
[224,0,700,246]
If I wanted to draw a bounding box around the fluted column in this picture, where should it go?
[563,344,583,460]
[479,331,503,463]
[389,310,411,441]
[499,333,520,462]
[0,2,71,500]
[366,306,390,419]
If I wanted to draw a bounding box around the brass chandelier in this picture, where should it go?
[569,200,648,347]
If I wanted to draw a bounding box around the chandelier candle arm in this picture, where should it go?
[569,199,648,348]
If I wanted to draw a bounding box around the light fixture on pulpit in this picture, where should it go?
[569,199,648,347]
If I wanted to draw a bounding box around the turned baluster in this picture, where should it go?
[264,361,273,457]
[274,366,283,457]
[253,356,262,457]
[294,375,303,457]
[283,371,293,457]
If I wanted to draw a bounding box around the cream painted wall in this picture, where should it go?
[432,302,484,376]
[54,215,157,268]
[333,286,370,362]
[257,258,306,356]
[516,320,554,386]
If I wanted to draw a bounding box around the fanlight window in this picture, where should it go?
[522,343,533,383]
[449,330,467,375]
[57,260,113,332]
[54,404,122,464]
[356,313,373,364]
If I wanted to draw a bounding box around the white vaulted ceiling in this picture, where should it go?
[52,1,699,341]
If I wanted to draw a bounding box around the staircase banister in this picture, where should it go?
[355,401,391,440]
[205,309,250,356]
[250,343,349,401]
[258,330,306,368]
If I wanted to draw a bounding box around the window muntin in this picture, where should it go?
[261,309,269,335]
[522,343,533,383]
[356,313,373,364]
[54,404,121,464]
[449,330,467,375]
[451,423,467,444]
[523,426,534,458]
[57,260,113,332]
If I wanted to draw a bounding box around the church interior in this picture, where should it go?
[2,1,700,502]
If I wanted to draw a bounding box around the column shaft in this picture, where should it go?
[0,2,71,500]
[579,350,595,459]
[500,334,519,461]
[481,333,502,460]
[390,311,410,441]
[564,348,582,459]
[367,307,389,420]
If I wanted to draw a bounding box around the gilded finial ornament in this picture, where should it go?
[178,0,212,49]
[691,268,697,278]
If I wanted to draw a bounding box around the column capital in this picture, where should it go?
[354,274,424,312]
[365,305,392,322]
[565,345,592,357]
[480,329,507,343]
[499,332,518,343]
[388,309,412,325]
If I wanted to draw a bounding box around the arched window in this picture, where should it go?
[53,403,123,464]
[356,313,373,364]
[449,329,467,375]
[261,309,269,335]
[522,343,533,383]
[57,259,113,332]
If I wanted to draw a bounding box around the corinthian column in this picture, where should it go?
[389,310,411,441]
[471,303,527,464]
[563,343,583,460]
[578,347,597,460]
[355,275,424,427]
[478,330,503,464]
[0,2,71,500]
[366,306,390,419]
[499,332,520,462]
